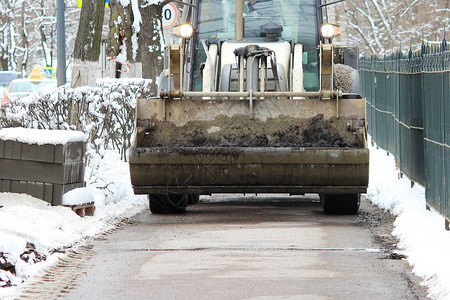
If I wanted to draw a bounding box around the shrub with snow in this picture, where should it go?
[0,78,153,161]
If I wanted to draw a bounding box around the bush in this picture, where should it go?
[0,78,154,162]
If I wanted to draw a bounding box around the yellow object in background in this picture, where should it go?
[78,0,109,8]
[29,65,44,80]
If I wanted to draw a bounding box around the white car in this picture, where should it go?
[0,71,23,98]
[1,78,57,108]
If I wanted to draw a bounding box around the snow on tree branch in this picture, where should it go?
[334,0,448,55]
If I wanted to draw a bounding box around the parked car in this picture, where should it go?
[0,71,22,87]
[0,71,23,98]
[1,78,57,108]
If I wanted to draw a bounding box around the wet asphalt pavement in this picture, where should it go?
[58,194,426,299]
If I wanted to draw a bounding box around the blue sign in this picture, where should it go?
[43,67,54,79]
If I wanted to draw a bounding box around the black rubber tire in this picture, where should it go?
[149,194,188,214]
[187,194,200,205]
[321,194,360,215]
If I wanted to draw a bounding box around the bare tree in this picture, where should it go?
[0,0,80,75]
[0,0,25,71]
[334,0,449,55]
[107,0,165,91]
[138,1,164,92]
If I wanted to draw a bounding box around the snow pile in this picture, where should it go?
[368,139,450,300]
[0,78,153,293]
[84,150,146,217]
[0,150,147,294]
[0,128,85,145]
[62,188,95,206]
[0,194,96,289]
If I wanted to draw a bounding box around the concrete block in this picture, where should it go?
[63,162,86,184]
[65,142,84,162]
[54,142,85,163]
[26,182,36,197]
[25,181,45,200]
[1,180,11,192]
[0,140,4,158]
[19,181,28,193]
[34,182,45,199]
[27,144,38,161]
[11,181,20,193]
[11,141,21,160]
[0,159,85,184]
[20,143,29,160]
[54,144,64,163]
[52,184,63,206]
[43,183,53,204]
[3,141,13,159]
[36,144,55,163]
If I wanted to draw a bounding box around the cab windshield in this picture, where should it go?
[197,0,319,48]
[193,0,321,91]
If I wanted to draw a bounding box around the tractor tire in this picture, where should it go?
[321,194,360,215]
[149,194,188,214]
[187,194,200,205]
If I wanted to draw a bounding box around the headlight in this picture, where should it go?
[172,24,195,39]
[320,24,341,39]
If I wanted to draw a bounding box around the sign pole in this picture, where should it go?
[56,0,66,86]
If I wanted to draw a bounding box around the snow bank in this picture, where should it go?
[0,78,151,294]
[367,138,450,300]
[0,150,147,294]
[0,128,85,145]
[0,232,26,263]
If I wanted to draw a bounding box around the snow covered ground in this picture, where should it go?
[368,140,450,300]
[0,137,449,299]
[0,150,147,297]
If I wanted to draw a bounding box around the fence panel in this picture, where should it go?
[398,72,411,178]
[445,71,449,218]
[410,72,425,184]
[361,44,449,223]
[386,70,397,155]
[375,70,387,149]
[423,72,445,213]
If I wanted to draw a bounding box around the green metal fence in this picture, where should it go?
[360,41,449,223]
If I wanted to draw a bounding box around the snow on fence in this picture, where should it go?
[0,128,86,205]
[360,40,449,228]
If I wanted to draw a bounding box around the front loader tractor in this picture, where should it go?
[129,0,369,214]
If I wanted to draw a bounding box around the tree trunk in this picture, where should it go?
[71,0,106,88]
[108,0,133,78]
[39,0,50,67]
[138,2,164,93]
[18,1,28,73]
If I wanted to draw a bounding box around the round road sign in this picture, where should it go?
[162,2,178,29]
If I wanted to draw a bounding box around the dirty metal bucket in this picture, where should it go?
[129,96,369,195]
